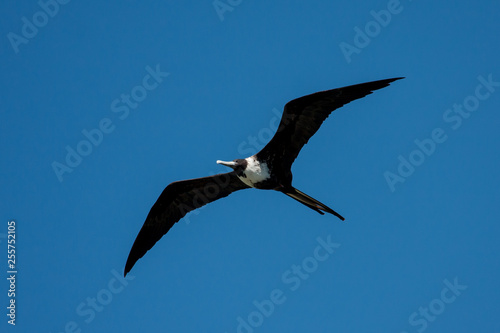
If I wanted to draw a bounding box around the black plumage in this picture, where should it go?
[124,77,403,276]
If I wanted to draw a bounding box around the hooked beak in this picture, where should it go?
[217,160,237,168]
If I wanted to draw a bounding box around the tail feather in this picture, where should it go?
[283,187,345,221]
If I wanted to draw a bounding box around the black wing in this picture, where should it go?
[124,172,249,276]
[257,77,404,169]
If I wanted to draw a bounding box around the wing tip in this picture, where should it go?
[379,76,405,86]
[387,76,405,84]
[124,251,139,277]
[124,261,133,277]
[362,76,404,94]
[333,211,346,221]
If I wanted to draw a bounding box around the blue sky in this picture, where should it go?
[1,1,499,332]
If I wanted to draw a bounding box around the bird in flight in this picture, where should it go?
[124,77,403,276]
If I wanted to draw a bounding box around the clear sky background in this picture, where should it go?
[1,1,499,332]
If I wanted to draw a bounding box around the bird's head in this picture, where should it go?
[217,159,247,172]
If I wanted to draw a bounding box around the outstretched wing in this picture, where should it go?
[257,77,404,169]
[124,172,249,276]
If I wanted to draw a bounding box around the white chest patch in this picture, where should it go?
[238,157,270,188]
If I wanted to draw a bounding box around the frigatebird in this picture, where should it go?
[124,77,403,276]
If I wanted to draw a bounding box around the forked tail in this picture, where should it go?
[282,187,345,221]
